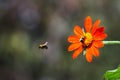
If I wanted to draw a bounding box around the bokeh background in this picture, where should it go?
[0,0,120,80]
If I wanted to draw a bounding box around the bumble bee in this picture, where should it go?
[80,36,84,43]
[38,42,48,49]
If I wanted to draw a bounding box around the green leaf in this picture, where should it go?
[104,66,120,80]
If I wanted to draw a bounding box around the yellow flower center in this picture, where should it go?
[80,32,93,47]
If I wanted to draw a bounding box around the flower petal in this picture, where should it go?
[72,46,83,59]
[92,27,104,35]
[74,25,84,36]
[92,46,100,57]
[84,16,92,32]
[68,35,80,43]
[93,41,104,48]
[86,48,93,62]
[92,19,101,34]
[68,43,82,51]
[93,27,107,40]
[94,33,107,40]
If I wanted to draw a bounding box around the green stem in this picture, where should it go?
[103,41,120,44]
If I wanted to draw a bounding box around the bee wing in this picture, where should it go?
[44,42,48,45]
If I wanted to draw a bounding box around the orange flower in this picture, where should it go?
[68,16,107,62]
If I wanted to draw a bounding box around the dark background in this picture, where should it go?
[0,0,120,80]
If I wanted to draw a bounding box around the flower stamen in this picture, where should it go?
[80,32,93,47]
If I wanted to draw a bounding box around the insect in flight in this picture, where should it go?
[38,42,48,49]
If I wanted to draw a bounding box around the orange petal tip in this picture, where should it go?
[86,57,92,62]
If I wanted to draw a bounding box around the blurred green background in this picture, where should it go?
[0,0,120,80]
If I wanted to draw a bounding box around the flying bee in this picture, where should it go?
[39,42,48,49]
